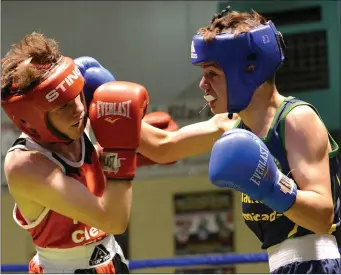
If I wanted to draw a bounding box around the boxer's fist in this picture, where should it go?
[89,81,149,180]
[143,112,179,131]
[137,112,179,167]
[74,56,115,108]
[209,129,297,213]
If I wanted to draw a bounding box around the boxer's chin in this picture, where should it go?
[67,124,85,140]
[209,99,226,114]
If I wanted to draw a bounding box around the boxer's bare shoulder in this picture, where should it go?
[4,149,57,220]
[284,105,329,150]
[283,104,332,194]
[4,149,52,191]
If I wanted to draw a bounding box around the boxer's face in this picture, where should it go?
[47,94,86,140]
[199,63,227,114]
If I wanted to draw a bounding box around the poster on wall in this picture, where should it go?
[173,190,235,274]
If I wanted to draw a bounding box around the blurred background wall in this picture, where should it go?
[1,0,340,274]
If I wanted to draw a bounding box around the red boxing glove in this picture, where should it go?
[137,111,179,167]
[89,81,149,180]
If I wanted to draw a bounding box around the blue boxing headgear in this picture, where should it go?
[191,21,285,114]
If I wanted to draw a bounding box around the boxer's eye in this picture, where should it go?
[59,104,68,110]
[206,71,218,78]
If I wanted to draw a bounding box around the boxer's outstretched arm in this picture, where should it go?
[4,150,131,234]
[283,105,334,234]
[139,113,237,163]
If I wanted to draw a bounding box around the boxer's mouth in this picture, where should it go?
[198,91,217,113]
[203,90,216,103]
[72,115,85,127]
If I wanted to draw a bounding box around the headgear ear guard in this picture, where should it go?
[191,17,285,115]
[1,56,85,143]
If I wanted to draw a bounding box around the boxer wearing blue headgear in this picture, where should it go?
[190,7,340,274]
[191,10,284,115]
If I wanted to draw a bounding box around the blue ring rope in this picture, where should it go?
[1,249,341,272]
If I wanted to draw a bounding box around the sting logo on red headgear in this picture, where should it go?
[45,66,82,103]
[1,56,85,143]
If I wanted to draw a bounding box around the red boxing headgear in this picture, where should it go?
[1,56,85,143]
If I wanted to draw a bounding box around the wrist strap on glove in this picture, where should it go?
[103,150,136,181]
[262,171,297,213]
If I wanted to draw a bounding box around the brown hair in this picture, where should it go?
[198,7,267,42]
[1,32,61,92]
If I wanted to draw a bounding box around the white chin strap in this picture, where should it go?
[203,94,216,103]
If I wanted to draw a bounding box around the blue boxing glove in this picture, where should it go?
[74,56,116,108]
[209,129,297,213]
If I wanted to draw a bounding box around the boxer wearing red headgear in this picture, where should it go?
[2,56,86,143]
[2,32,148,273]
[1,32,239,274]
